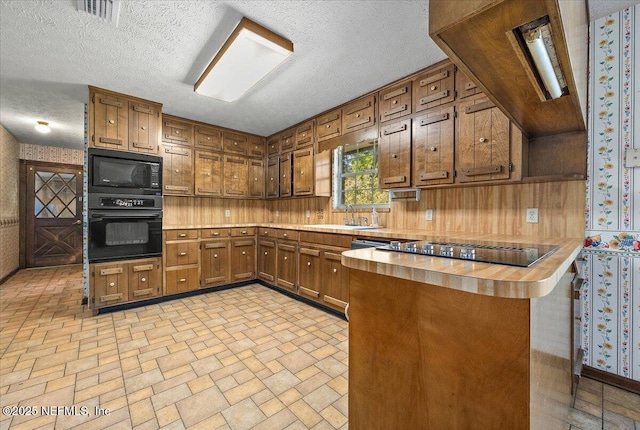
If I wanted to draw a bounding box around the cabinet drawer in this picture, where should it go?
[223,131,248,155]
[277,229,299,241]
[201,228,231,239]
[379,81,412,122]
[280,129,296,153]
[259,228,277,237]
[413,63,455,112]
[165,230,198,241]
[267,136,280,155]
[165,241,199,267]
[316,109,341,142]
[195,125,223,151]
[231,227,256,237]
[342,95,375,133]
[248,136,265,158]
[295,120,315,149]
[163,118,194,146]
[165,267,199,295]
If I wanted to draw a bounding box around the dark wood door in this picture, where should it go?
[26,163,83,267]
[379,119,412,188]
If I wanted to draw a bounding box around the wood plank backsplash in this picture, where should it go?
[163,197,267,227]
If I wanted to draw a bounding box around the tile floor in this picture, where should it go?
[0,266,638,429]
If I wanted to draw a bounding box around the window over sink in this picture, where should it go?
[332,139,389,209]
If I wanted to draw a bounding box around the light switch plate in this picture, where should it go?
[625,148,640,168]
[425,209,433,221]
[305,210,310,218]
[225,209,230,217]
[526,208,538,223]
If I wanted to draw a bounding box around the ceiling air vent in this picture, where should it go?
[77,0,121,25]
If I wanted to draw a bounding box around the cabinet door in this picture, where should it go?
[293,148,314,196]
[195,151,223,196]
[248,159,265,199]
[322,250,349,313]
[92,262,128,308]
[128,258,162,301]
[280,129,296,153]
[277,242,297,292]
[457,70,481,99]
[267,135,280,156]
[224,156,248,197]
[316,109,341,142]
[298,247,322,303]
[230,238,256,281]
[279,153,292,198]
[128,101,160,154]
[201,240,230,287]
[92,92,128,150]
[163,117,193,147]
[457,97,511,182]
[342,95,375,133]
[248,135,265,159]
[379,119,411,188]
[412,106,455,187]
[195,125,223,152]
[223,131,248,155]
[166,267,199,294]
[295,120,314,149]
[266,156,280,198]
[161,144,194,195]
[258,238,277,284]
[379,81,412,123]
[413,63,455,113]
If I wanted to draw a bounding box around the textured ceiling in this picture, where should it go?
[0,0,634,150]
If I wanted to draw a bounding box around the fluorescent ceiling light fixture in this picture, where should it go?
[517,18,567,100]
[194,17,293,102]
[35,121,51,134]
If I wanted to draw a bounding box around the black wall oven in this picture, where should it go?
[88,195,163,263]
[88,148,162,195]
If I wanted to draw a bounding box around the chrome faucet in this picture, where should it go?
[345,204,355,226]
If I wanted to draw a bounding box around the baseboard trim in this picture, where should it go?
[582,366,640,394]
[0,267,20,286]
[257,280,347,321]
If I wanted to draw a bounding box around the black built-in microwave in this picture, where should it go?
[88,148,162,195]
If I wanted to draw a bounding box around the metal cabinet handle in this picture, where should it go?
[479,137,487,143]
[333,268,337,273]
[178,233,187,237]
[214,254,218,258]
[242,251,246,255]
[430,146,437,152]
[264,251,268,255]
[109,119,115,124]
[175,169,180,173]
[179,252,187,256]
[242,230,247,234]
[307,262,311,266]
[430,85,437,90]
[283,234,288,238]
[179,278,186,282]
[141,277,146,282]
[392,154,397,158]
[284,256,288,261]
[109,282,115,287]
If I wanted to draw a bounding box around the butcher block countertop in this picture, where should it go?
[163,223,582,299]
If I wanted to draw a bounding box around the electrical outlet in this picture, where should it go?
[425,209,433,221]
[625,148,640,168]
[275,210,279,217]
[305,210,310,218]
[526,208,538,223]
[225,209,230,218]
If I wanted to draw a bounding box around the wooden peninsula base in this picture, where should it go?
[348,269,574,430]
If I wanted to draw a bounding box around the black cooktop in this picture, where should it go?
[377,239,559,267]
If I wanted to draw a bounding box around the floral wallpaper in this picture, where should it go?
[583,5,639,381]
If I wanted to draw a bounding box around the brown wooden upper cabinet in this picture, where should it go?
[195,150,223,197]
[280,128,296,153]
[223,155,248,197]
[456,96,511,183]
[293,148,314,196]
[279,152,292,198]
[248,158,265,199]
[162,116,193,147]
[223,131,248,156]
[379,119,412,189]
[342,95,375,134]
[248,135,265,159]
[457,69,481,100]
[266,156,280,199]
[161,143,194,195]
[90,87,161,154]
[316,109,341,142]
[412,106,454,187]
[267,135,280,156]
[295,120,314,149]
[379,81,412,123]
[195,125,223,152]
[413,62,455,113]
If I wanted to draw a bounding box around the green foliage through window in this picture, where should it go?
[332,139,389,209]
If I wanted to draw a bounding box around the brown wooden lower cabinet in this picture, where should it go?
[91,257,162,309]
[321,249,349,312]
[297,246,322,302]
[258,238,277,283]
[230,237,256,281]
[165,267,198,295]
[201,239,230,287]
[276,241,297,292]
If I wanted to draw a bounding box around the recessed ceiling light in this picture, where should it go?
[194,17,294,103]
[35,121,51,134]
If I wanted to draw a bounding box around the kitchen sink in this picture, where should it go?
[305,224,383,230]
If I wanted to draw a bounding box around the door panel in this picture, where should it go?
[26,163,83,267]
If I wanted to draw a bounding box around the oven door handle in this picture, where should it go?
[90,210,162,220]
